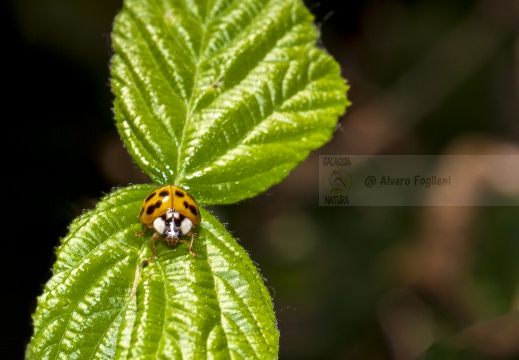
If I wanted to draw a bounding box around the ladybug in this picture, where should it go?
[135,185,201,262]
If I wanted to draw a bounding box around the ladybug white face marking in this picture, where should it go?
[179,217,194,236]
[152,216,167,237]
[153,209,193,240]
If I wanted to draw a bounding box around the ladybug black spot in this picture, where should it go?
[159,190,169,198]
[175,190,185,197]
[183,201,198,216]
[145,192,156,203]
[146,200,163,215]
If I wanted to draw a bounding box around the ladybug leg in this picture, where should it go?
[188,232,198,258]
[142,233,160,266]
[134,224,152,236]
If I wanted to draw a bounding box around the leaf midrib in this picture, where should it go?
[177,0,283,180]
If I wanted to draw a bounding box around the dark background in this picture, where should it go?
[5,0,519,359]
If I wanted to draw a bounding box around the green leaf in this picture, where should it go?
[111,0,349,205]
[26,185,278,359]
[28,0,348,357]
